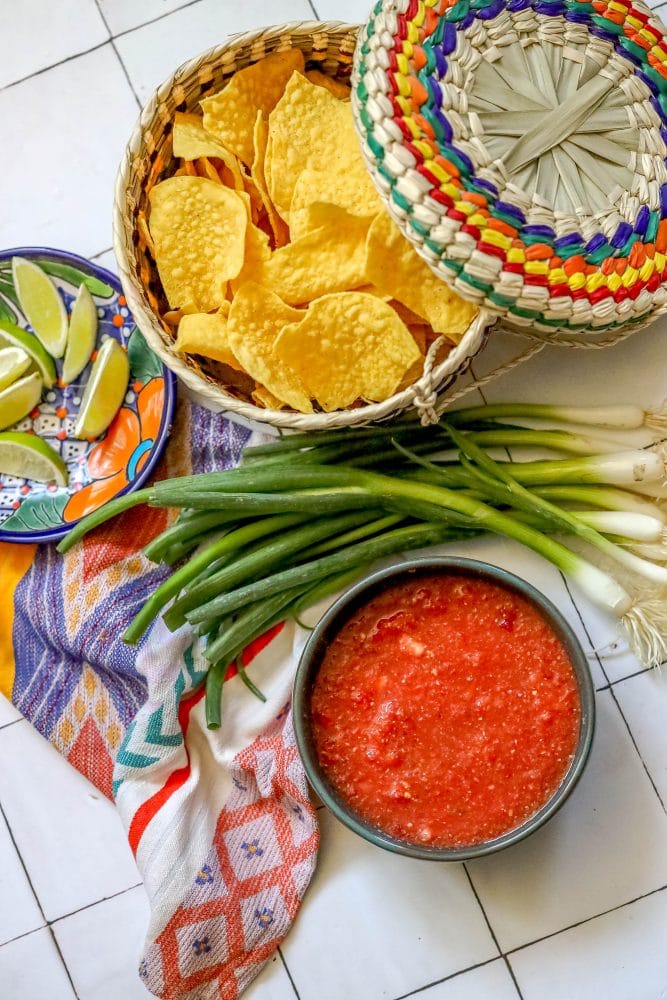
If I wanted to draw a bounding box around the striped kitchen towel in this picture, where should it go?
[0,396,318,999]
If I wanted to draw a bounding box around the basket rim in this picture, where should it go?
[350,0,667,339]
[112,19,491,431]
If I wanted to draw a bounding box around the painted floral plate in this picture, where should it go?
[0,247,176,544]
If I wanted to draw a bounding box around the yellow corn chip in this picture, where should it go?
[195,157,223,183]
[351,284,392,300]
[172,112,245,189]
[289,165,383,238]
[238,207,370,304]
[365,214,478,340]
[163,304,199,326]
[389,299,427,327]
[174,312,242,369]
[267,72,359,217]
[305,69,351,100]
[229,191,272,294]
[149,176,247,311]
[408,323,428,355]
[252,111,290,247]
[252,385,288,410]
[201,50,305,166]
[227,282,311,412]
[396,356,427,393]
[274,292,421,411]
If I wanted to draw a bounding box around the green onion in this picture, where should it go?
[534,485,667,521]
[58,488,153,553]
[446,403,652,429]
[205,588,301,729]
[123,513,304,644]
[162,509,379,632]
[143,511,242,564]
[445,426,667,587]
[186,522,463,628]
[234,654,267,703]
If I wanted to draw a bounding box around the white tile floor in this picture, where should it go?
[1,1,667,998]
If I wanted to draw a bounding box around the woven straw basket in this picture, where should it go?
[352,0,667,343]
[113,21,491,433]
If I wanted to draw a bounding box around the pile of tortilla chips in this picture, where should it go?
[145,50,478,413]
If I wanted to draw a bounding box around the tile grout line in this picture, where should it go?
[277,945,302,999]
[93,0,143,111]
[391,957,499,1000]
[0,801,78,996]
[461,864,525,1000]
[48,881,144,927]
[597,664,651,691]
[90,246,114,262]
[560,575,667,816]
[0,718,22,732]
[47,925,81,1000]
[506,882,667,958]
[0,41,110,94]
[110,0,206,41]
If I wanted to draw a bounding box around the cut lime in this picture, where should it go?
[61,283,98,385]
[0,346,31,392]
[0,431,67,486]
[12,256,68,358]
[0,372,43,431]
[0,321,57,388]
[74,337,129,440]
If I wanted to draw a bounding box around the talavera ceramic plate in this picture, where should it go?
[0,247,176,544]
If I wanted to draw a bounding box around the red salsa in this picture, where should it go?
[311,573,581,848]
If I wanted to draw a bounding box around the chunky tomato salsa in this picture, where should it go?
[310,572,581,848]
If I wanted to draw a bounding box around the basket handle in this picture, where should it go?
[413,329,546,423]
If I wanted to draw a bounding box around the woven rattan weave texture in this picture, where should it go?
[352,0,667,337]
[113,21,491,432]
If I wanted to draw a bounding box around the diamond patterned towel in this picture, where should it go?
[0,397,319,999]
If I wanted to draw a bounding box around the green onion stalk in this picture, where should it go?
[57,402,667,728]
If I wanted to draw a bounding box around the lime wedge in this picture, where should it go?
[0,372,43,431]
[74,337,129,440]
[61,284,98,385]
[0,321,57,388]
[0,430,67,486]
[0,347,31,392]
[12,256,68,358]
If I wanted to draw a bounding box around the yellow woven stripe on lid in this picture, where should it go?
[0,543,36,699]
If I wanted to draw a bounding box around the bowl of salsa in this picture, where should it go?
[293,557,595,861]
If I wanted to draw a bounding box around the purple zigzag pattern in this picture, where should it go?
[12,404,251,743]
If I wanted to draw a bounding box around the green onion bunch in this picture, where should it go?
[58,402,667,728]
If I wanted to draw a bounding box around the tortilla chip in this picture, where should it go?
[229,191,272,294]
[239,207,370,304]
[289,166,383,238]
[201,49,305,166]
[365,214,478,340]
[174,312,242,369]
[149,176,247,311]
[252,111,290,247]
[194,157,223,183]
[163,304,199,326]
[408,324,428,355]
[274,292,421,411]
[172,112,245,189]
[305,69,351,99]
[267,72,359,217]
[252,385,288,410]
[226,282,311,412]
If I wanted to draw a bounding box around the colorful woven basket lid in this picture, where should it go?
[352,0,667,336]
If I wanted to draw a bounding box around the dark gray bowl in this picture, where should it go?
[293,556,595,862]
